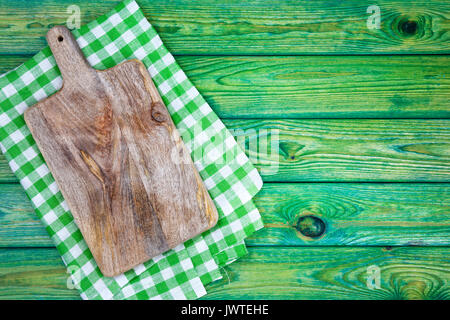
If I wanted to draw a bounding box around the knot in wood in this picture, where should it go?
[395,16,421,37]
[151,102,166,122]
[400,20,418,35]
[152,111,164,122]
[295,215,326,238]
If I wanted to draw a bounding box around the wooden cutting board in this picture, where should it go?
[24,26,218,277]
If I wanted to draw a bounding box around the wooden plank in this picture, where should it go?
[0,155,15,183]
[228,119,450,182]
[0,247,448,299]
[248,183,450,246]
[178,55,450,119]
[0,247,79,300]
[0,0,448,55]
[0,184,50,247]
[1,183,449,247]
[203,247,450,300]
[2,55,449,119]
[1,119,449,182]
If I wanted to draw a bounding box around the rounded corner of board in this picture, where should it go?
[97,264,119,278]
[207,210,219,231]
[100,270,118,278]
[120,58,146,69]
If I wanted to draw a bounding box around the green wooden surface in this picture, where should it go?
[0,119,449,183]
[0,247,448,300]
[1,183,449,247]
[0,0,449,55]
[227,119,450,182]
[1,55,449,119]
[0,0,449,299]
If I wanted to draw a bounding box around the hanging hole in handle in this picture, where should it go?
[58,36,64,42]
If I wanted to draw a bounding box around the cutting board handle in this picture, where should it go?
[46,26,95,83]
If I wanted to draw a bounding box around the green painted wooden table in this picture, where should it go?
[0,0,449,299]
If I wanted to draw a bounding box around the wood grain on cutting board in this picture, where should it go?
[23,26,218,277]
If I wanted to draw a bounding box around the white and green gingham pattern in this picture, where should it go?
[0,0,263,300]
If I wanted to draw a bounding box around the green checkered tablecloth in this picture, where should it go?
[0,0,263,300]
